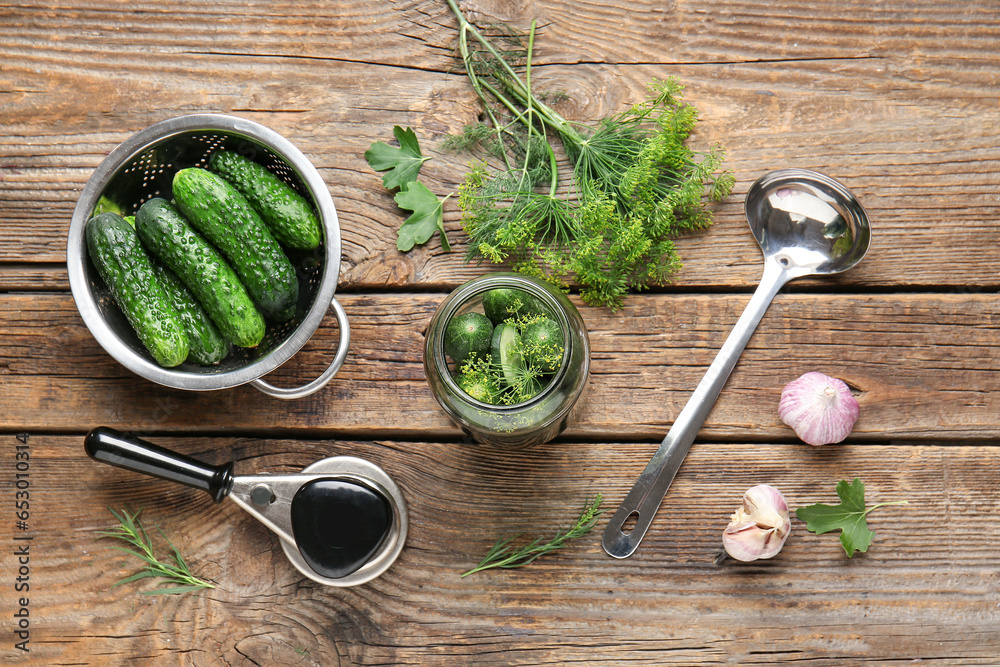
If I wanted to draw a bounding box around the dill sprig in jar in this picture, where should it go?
[424,273,590,447]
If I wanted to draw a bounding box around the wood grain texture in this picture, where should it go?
[2,1,1000,289]
[2,291,1000,440]
[3,0,1000,663]
[1,436,997,665]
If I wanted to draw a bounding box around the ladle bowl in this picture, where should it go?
[603,169,871,559]
[746,168,871,276]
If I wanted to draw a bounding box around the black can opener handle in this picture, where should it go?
[85,427,234,503]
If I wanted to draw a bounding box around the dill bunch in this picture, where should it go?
[445,0,734,310]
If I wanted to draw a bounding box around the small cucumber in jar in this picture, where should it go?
[135,198,266,349]
[490,323,525,386]
[151,263,230,365]
[208,150,323,251]
[444,312,493,366]
[482,288,543,325]
[85,212,189,368]
[521,317,563,373]
[172,167,299,321]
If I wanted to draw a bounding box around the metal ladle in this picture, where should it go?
[603,168,871,559]
[86,427,407,586]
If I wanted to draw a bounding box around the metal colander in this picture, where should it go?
[67,114,349,399]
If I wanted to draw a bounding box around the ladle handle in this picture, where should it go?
[85,427,234,503]
[602,260,791,559]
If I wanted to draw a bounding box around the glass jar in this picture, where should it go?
[424,273,590,447]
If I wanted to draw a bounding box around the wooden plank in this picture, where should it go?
[1,436,996,664]
[2,2,1000,290]
[0,265,66,292]
[4,0,999,71]
[2,291,999,440]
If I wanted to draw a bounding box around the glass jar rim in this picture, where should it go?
[433,274,573,413]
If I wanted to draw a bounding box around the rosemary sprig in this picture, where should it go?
[462,494,605,576]
[98,507,215,595]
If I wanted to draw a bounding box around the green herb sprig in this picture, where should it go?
[462,494,605,576]
[456,312,562,405]
[445,0,734,310]
[458,353,543,405]
[98,507,215,595]
[796,478,909,557]
[365,125,451,252]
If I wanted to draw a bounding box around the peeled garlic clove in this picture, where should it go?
[779,371,860,446]
[723,484,791,562]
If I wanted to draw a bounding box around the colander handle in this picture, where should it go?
[251,296,351,400]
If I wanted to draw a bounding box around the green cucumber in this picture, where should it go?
[172,167,299,321]
[151,263,230,365]
[85,212,189,368]
[521,317,563,373]
[135,198,266,349]
[92,195,124,218]
[490,323,524,386]
[444,312,493,366]
[208,150,322,251]
[482,288,543,325]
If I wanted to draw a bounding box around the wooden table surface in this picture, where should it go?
[3,0,1000,664]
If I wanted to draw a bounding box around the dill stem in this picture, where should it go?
[446,0,581,147]
[478,78,553,148]
[447,0,582,197]
[472,67,563,196]
[519,21,558,196]
[457,24,515,171]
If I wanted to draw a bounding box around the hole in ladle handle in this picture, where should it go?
[84,426,234,503]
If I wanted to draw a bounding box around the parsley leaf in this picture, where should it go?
[796,478,907,558]
[364,125,431,190]
[394,182,451,252]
